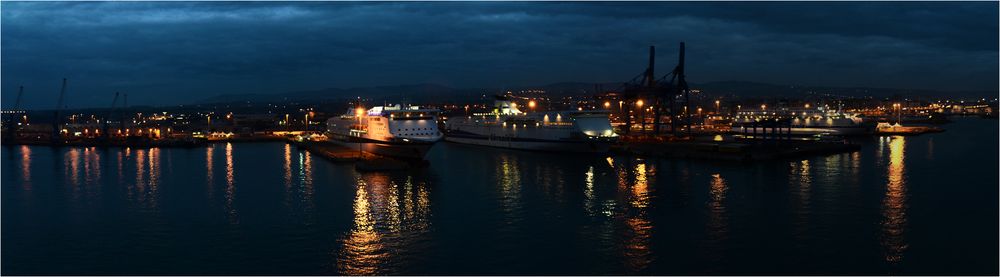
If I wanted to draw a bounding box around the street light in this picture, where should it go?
[354,107,365,157]
[715,100,720,114]
[636,99,644,107]
[893,103,901,124]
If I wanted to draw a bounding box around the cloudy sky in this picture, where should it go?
[2,1,997,108]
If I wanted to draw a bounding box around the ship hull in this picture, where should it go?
[327,135,437,160]
[732,126,875,136]
[444,132,612,153]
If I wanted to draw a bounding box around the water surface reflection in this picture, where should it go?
[603,158,654,274]
[496,154,522,225]
[20,145,32,191]
[225,142,237,223]
[206,145,214,196]
[703,173,729,262]
[881,136,908,264]
[3,118,996,276]
[336,171,432,275]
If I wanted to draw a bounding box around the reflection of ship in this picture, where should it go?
[732,108,875,136]
[444,96,618,153]
[326,105,443,160]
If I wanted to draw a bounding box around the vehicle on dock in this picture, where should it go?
[444,95,618,153]
[325,104,443,160]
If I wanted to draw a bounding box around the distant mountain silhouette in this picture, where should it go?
[198,81,993,104]
[198,83,484,104]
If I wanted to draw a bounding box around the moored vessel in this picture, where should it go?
[325,104,442,160]
[731,108,876,136]
[444,96,618,152]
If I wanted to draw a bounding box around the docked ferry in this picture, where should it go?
[731,108,876,136]
[444,96,618,153]
[326,105,443,160]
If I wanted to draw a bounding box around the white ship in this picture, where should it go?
[731,108,876,136]
[326,104,443,160]
[444,96,618,153]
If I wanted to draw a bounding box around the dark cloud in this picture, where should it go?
[2,1,997,108]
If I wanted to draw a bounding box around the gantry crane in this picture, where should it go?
[4,85,25,141]
[52,78,68,144]
[618,42,690,136]
[102,92,119,141]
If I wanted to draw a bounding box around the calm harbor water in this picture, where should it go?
[2,118,997,275]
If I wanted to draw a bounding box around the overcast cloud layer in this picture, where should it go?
[2,1,997,108]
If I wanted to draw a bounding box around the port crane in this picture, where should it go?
[52,78,68,144]
[102,92,119,141]
[4,86,25,141]
[618,42,691,136]
[14,86,24,111]
[655,42,691,136]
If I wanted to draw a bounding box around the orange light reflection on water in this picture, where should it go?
[66,148,80,189]
[206,146,214,196]
[283,143,292,189]
[225,142,237,222]
[620,159,653,273]
[631,163,649,208]
[20,145,32,191]
[134,149,146,202]
[707,173,728,241]
[337,172,432,275]
[338,178,385,275]
[881,136,908,264]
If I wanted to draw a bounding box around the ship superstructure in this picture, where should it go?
[731,108,875,136]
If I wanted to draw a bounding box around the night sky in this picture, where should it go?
[2,1,997,108]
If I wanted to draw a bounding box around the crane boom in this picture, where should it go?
[4,86,25,141]
[103,92,119,139]
[55,78,67,112]
[52,78,68,143]
[120,93,127,134]
[14,86,23,110]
